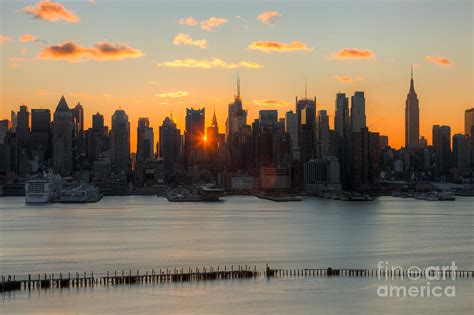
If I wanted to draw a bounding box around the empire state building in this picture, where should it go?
[405,66,420,148]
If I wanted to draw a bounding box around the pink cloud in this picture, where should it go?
[22,0,80,23]
[257,11,281,25]
[200,17,228,31]
[248,40,312,53]
[425,55,452,66]
[330,48,375,60]
[19,34,37,42]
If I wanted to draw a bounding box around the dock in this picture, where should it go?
[1,264,473,293]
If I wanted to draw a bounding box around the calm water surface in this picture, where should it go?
[1,196,473,314]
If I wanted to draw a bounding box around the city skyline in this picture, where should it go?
[1,0,472,149]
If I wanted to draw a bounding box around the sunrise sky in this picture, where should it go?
[1,0,472,150]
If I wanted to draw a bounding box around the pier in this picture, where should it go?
[1,264,473,293]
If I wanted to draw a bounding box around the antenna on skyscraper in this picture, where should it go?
[304,76,307,99]
[237,72,241,98]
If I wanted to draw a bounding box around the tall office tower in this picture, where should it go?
[11,111,17,132]
[137,118,154,162]
[206,110,219,162]
[405,67,420,148]
[16,105,30,148]
[335,93,350,137]
[0,120,11,144]
[452,134,470,174]
[92,112,105,132]
[86,112,108,162]
[52,96,74,175]
[184,107,205,167]
[71,103,85,154]
[334,93,351,188]
[226,75,247,141]
[432,125,451,178]
[31,109,51,162]
[299,105,316,169]
[259,110,278,129]
[465,108,474,137]
[111,109,131,173]
[317,110,330,158]
[285,110,299,159]
[351,91,366,132]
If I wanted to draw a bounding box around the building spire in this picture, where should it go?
[212,108,218,128]
[409,65,415,93]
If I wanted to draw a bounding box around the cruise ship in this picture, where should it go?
[25,175,63,203]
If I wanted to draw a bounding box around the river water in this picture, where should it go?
[1,196,473,314]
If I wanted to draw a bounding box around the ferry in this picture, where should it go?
[58,184,103,203]
[25,175,63,203]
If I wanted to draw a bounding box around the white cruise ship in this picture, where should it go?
[25,175,63,203]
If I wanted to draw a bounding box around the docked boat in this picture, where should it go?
[416,191,455,201]
[58,184,103,203]
[25,175,63,203]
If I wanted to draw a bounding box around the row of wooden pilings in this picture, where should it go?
[1,265,259,293]
[2,265,473,293]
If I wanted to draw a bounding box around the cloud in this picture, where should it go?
[157,58,262,70]
[179,16,198,26]
[248,40,312,53]
[38,40,144,62]
[9,57,27,68]
[22,0,80,23]
[200,17,228,31]
[257,11,281,25]
[19,34,37,42]
[253,99,292,107]
[425,55,452,66]
[330,48,375,60]
[334,75,364,83]
[0,35,12,45]
[88,0,96,4]
[156,91,189,98]
[148,81,160,86]
[173,33,207,49]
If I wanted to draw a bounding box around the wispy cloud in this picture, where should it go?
[87,0,96,4]
[425,55,452,66]
[156,91,189,98]
[200,17,228,31]
[334,75,364,83]
[178,16,198,26]
[257,11,281,25]
[9,57,27,68]
[253,99,291,107]
[173,33,207,49]
[19,34,37,42]
[22,0,80,23]
[248,40,312,53]
[330,48,375,60]
[179,16,228,31]
[0,35,12,45]
[148,81,160,86]
[38,41,144,62]
[158,58,262,70]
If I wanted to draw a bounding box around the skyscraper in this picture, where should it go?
[137,117,154,162]
[465,108,474,137]
[452,134,470,174]
[335,93,350,138]
[405,67,420,148]
[52,96,74,175]
[432,125,451,178]
[111,109,130,173]
[317,110,330,158]
[31,109,51,161]
[285,110,299,159]
[226,74,247,141]
[71,103,85,154]
[184,107,205,166]
[206,110,219,162]
[351,91,366,132]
